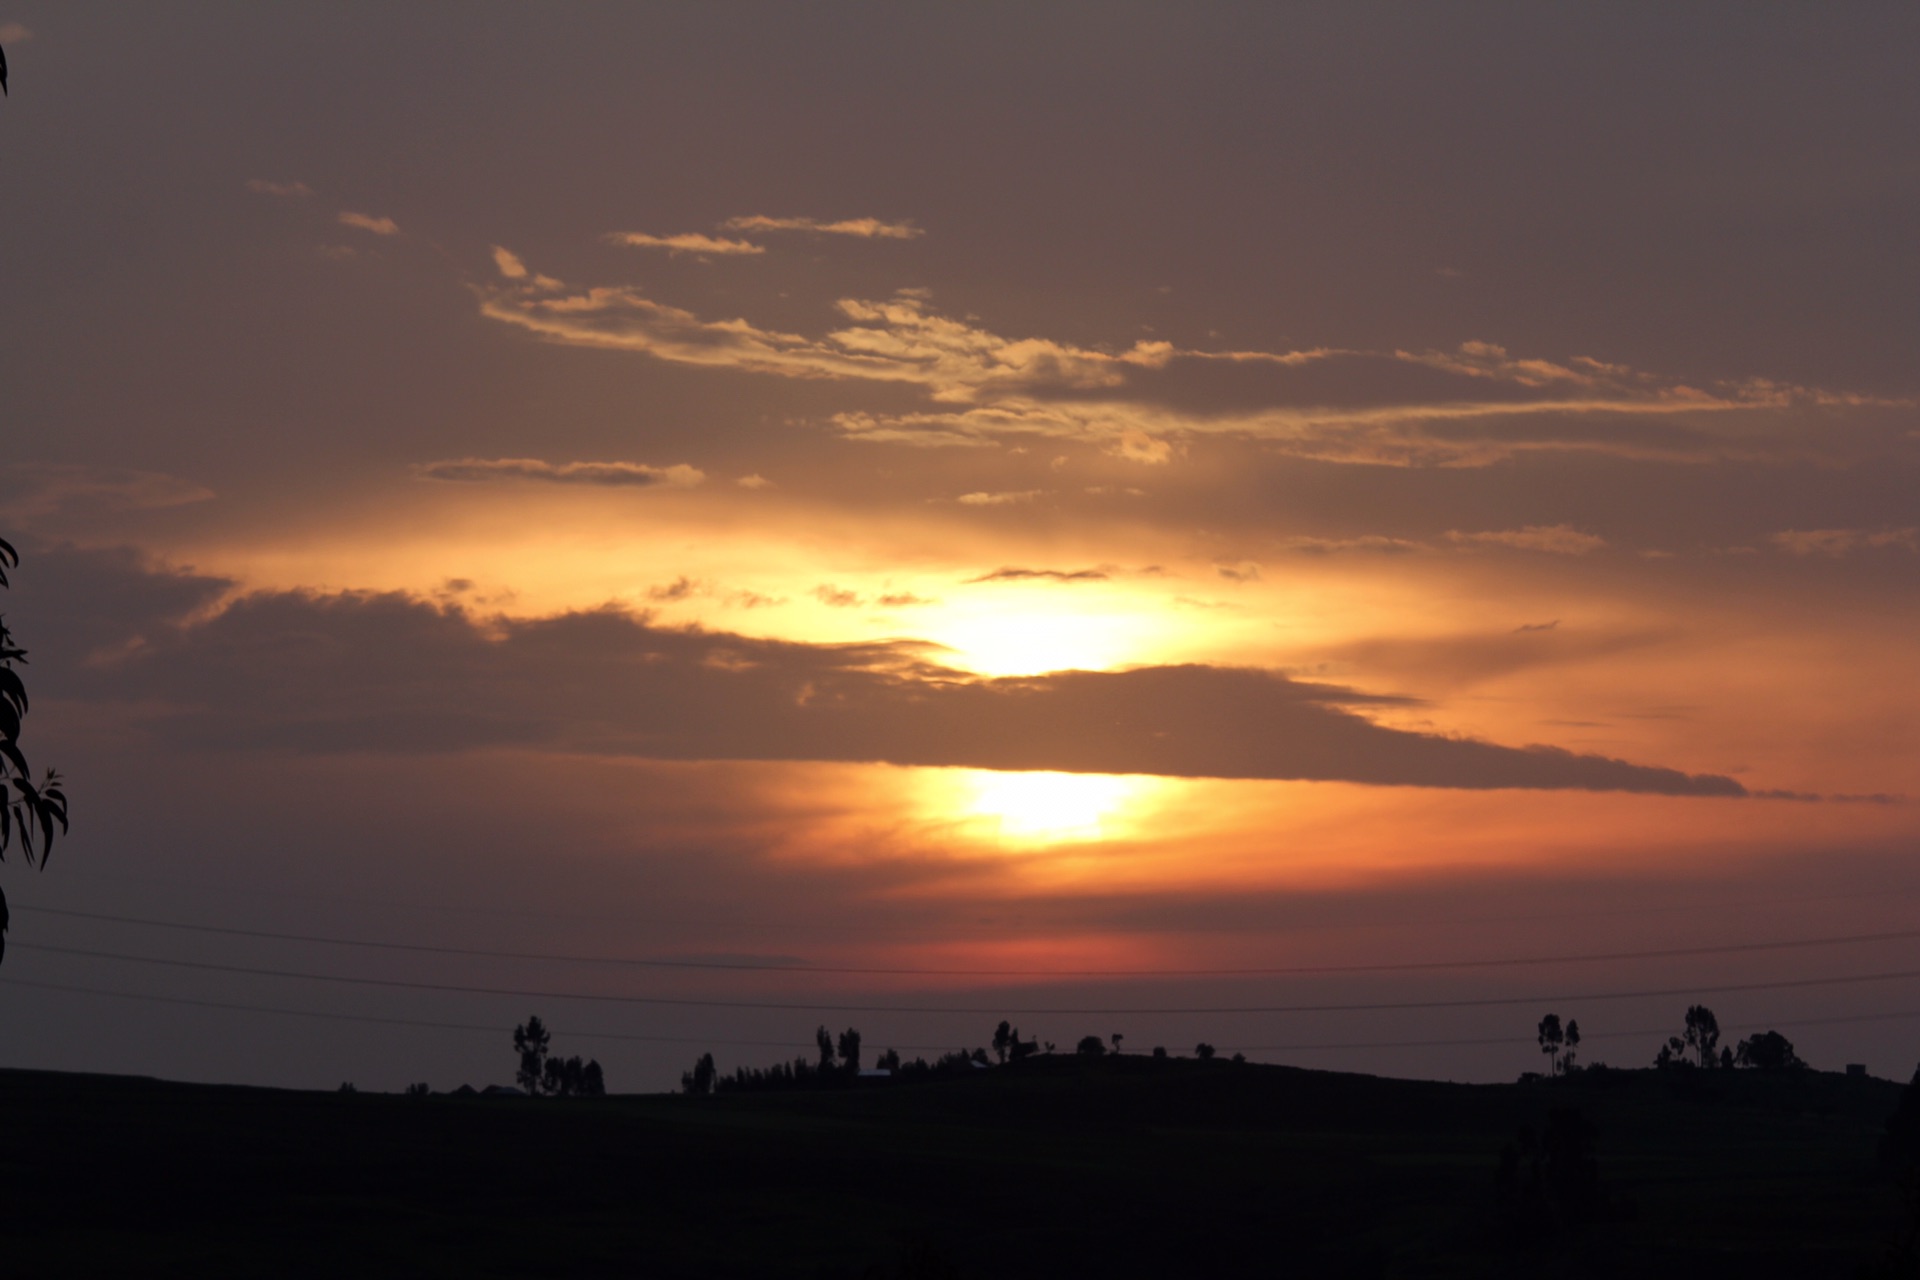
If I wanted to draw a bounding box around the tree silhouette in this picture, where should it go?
[992,1020,1013,1064]
[1537,1014,1565,1076]
[682,1051,717,1095]
[1109,1033,1123,1057]
[543,1054,606,1097]
[836,1026,862,1074]
[1733,1031,1803,1070]
[1195,1042,1216,1060]
[514,1015,552,1094]
[1075,1034,1105,1057]
[1683,1005,1721,1068]
[0,538,71,965]
[815,1025,836,1072]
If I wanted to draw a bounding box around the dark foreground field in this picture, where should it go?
[0,1057,1912,1278]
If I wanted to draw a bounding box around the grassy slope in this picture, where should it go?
[0,1057,1908,1278]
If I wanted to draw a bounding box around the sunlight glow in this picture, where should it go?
[960,770,1145,843]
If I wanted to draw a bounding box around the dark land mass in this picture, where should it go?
[0,1056,1911,1277]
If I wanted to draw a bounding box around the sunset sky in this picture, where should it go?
[3,5,1919,1091]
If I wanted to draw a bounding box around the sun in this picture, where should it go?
[959,770,1145,843]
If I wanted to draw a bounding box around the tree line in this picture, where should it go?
[680,1020,1247,1094]
[1533,1003,1807,1078]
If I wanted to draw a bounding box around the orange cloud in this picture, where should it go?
[475,257,1910,469]
[1444,526,1608,555]
[720,214,923,240]
[338,210,400,236]
[412,458,704,488]
[1770,528,1918,556]
[607,231,764,256]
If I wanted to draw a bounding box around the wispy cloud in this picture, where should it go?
[1274,535,1425,556]
[338,211,400,237]
[0,463,214,521]
[491,246,528,278]
[647,577,704,602]
[1444,525,1608,555]
[412,458,705,488]
[476,258,1912,468]
[964,567,1109,584]
[719,215,923,240]
[607,231,764,256]
[736,474,774,489]
[1770,527,1918,556]
[812,584,862,608]
[955,489,1044,506]
[246,178,312,199]
[1215,561,1261,582]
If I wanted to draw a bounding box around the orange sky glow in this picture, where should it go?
[2,7,1918,1091]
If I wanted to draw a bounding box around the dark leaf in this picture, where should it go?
[0,666,26,715]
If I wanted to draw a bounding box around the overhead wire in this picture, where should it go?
[7,973,1916,1062]
[14,939,1920,1016]
[15,903,1920,979]
[0,975,946,1052]
[36,866,1920,940]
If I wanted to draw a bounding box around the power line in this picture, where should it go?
[1226,1007,1920,1054]
[40,865,1920,942]
[18,903,1920,979]
[0,976,936,1054]
[8,973,1916,1064]
[16,940,1920,1016]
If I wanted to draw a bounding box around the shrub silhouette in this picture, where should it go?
[0,538,71,965]
[1076,1035,1106,1057]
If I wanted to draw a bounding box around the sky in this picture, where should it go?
[2,3,1919,1092]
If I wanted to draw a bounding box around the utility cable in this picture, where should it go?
[15,903,1920,979]
[15,939,1920,1016]
[0,975,939,1054]
[7,973,1915,1062]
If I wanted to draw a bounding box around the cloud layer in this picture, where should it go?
[39,549,1744,797]
[476,270,1911,469]
[412,458,705,488]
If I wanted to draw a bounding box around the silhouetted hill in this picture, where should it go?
[0,1057,1908,1277]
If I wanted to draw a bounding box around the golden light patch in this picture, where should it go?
[956,770,1150,843]
[931,605,1139,676]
